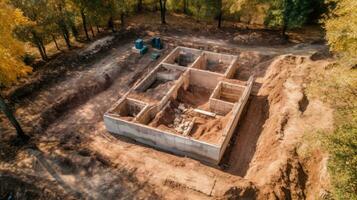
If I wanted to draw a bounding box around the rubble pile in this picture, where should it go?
[168,103,195,135]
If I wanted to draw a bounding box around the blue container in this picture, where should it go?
[151,37,163,49]
[135,39,144,49]
[140,45,148,55]
[151,52,160,60]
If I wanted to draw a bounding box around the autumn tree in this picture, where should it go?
[324,0,357,67]
[322,0,357,198]
[70,0,106,40]
[0,0,31,141]
[0,0,32,86]
[71,0,92,40]
[11,0,53,60]
[47,0,73,48]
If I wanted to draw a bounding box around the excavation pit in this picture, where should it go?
[104,46,253,164]
[108,98,148,122]
[163,47,202,67]
[129,64,185,102]
[192,52,237,75]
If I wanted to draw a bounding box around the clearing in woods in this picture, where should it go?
[0,14,333,199]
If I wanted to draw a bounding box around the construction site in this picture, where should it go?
[105,46,252,163]
[0,13,337,200]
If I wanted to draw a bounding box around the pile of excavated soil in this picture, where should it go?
[190,111,231,144]
[223,54,333,199]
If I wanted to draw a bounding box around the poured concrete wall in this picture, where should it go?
[104,46,253,164]
[210,98,234,116]
[218,76,254,160]
[163,47,202,67]
[104,114,221,163]
[189,69,222,90]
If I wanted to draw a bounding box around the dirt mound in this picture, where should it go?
[177,86,211,107]
[222,181,258,199]
[233,30,286,45]
[2,29,138,102]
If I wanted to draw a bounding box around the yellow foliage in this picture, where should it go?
[0,0,32,86]
[324,0,357,66]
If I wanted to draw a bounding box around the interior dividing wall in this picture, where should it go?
[218,76,254,160]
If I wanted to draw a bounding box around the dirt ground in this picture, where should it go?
[0,14,333,199]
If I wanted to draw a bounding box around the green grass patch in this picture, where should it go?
[307,63,357,199]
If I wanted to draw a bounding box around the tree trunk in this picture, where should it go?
[62,31,71,49]
[0,96,29,141]
[137,0,143,12]
[35,42,46,61]
[217,11,223,28]
[108,16,115,33]
[183,0,188,14]
[89,22,95,37]
[71,25,79,41]
[281,24,288,39]
[120,13,125,29]
[281,0,289,40]
[52,35,60,50]
[39,40,48,59]
[159,0,167,24]
[81,9,90,41]
[58,20,71,48]
[96,24,100,33]
[32,32,47,60]
[196,7,202,22]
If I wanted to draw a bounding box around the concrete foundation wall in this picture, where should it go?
[218,76,254,160]
[110,98,148,118]
[203,51,236,65]
[210,98,234,116]
[225,58,239,78]
[189,69,222,90]
[104,114,221,163]
[104,46,253,164]
[163,47,202,67]
[134,66,160,92]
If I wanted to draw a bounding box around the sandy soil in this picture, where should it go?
[0,16,333,199]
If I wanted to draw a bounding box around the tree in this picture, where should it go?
[0,0,30,142]
[70,0,96,41]
[137,0,143,12]
[183,0,188,14]
[0,0,32,86]
[11,0,52,60]
[324,0,357,67]
[265,0,312,38]
[0,96,29,141]
[217,0,223,28]
[159,0,167,24]
[48,0,73,48]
